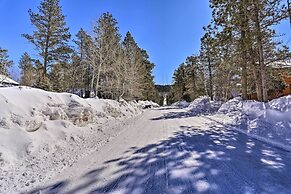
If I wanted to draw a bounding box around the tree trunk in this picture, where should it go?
[254,0,268,102]
[241,56,248,100]
[239,1,249,100]
[95,63,102,97]
[90,66,96,97]
[258,44,268,101]
[240,28,248,100]
[208,56,214,100]
[252,63,263,101]
[192,64,197,95]
[43,14,52,80]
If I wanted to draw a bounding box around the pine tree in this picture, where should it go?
[92,12,122,98]
[19,52,35,86]
[206,0,288,101]
[50,62,69,92]
[210,0,251,100]
[184,56,205,100]
[140,49,158,101]
[22,0,71,89]
[171,63,188,102]
[122,32,141,99]
[120,32,158,101]
[0,47,13,76]
[250,0,287,101]
[72,28,93,95]
[200,25,218,100]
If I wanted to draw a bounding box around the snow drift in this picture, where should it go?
[0,87,144,164]
[187,96,222,115]
[172,95,291,151]
[172,100,190,108]
[0,87,153,193]
[136,100,160,109]
[217,95,291,151]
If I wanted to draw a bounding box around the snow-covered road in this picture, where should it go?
[27,108,291,194]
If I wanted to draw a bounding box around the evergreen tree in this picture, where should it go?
[50,62,69,92]
[72,28,93,95]
[200,25,218,100]
[140,49,158,101]
[0,47,13,76]
[93,12,122,98]
[205,0,289,101]
[184,56,205,100]
[22,0,71,89]
[19,52,35,86]
[122,31,143,100]
[171,63,187,102]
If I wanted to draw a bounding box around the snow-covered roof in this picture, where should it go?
[0,74,19,85]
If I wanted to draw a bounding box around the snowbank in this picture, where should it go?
[0,87,143,163]
[187,96,222,115]
[136,100,160,109]
[0,86,145,193]
[172,100,190,108]
[217,95,291,151]
[183,95,291,151]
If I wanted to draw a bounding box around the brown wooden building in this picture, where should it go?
[248,61,291,100]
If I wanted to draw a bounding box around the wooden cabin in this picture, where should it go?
[248,61,291,100]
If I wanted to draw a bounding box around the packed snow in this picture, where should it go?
[171,97,221,113]
[21,99,291,194]
[170,96,291,151]
[171,100,190,108]
[136,100,160,109]
[216,95,291,151]
[171,96,291,151]
[0,86,152,193]
[187,96,222,115]
[1,87,291,193]
[170,95,291,151]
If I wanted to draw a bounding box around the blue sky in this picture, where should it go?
[0,0,290,84]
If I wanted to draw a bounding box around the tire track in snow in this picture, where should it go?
[177,117,257,193]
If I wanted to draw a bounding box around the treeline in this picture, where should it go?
[1,0,158,101]
[171,0,291,102]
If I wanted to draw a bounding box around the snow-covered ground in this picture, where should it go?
[172,100,190,108]
[215,96,291,151]
[187,96,222,115]
[0,87,148,193]
[20,104,291,194]
[172,97,221,114]
[173,96,291,152]
[1,87,291,193]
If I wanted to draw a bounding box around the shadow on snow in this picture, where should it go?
[151,109,216,120]
[27,113,291,194]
